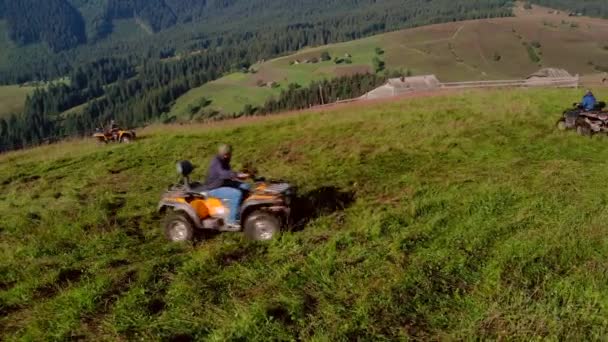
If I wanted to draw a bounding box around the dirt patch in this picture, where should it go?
[107,259,130,268]
[75,270,138,338]
[266,304,294,325]
[107,166,134,175]
[118,215,147,242]
[168,334,194,342]
[103,196,127,225]
[274,144,305,163]
[34,268,85,300]
[303,292,318,316]
[26,212,42,222]
[147,298,166,315]
[309,235,330,244]
[0,280,16,291]
[58,268,84,284]
[1,175,18,185]
[75,192,88,205]
[218,244,267,267]
[219,249,250,267]
[20,175,41,183]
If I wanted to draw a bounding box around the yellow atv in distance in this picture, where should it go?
[158,161,295,242]
[93,128,136,144]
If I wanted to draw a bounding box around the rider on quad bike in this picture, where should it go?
[581,90,597,112]
[158,145,295,242]
[204,144,251,228]
[107,120,120,139]
[557,89,607,135]
[93,120,136,144]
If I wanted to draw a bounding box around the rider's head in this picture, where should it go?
[218,144,232,161]
[586,89,593,95]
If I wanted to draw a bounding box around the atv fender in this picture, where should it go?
[158,202,203,229]
[241,200,289,227]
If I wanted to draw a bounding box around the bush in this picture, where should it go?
[493,52,502,62]
[531,41,542,48]
[321,51,331,61]
[524,43,541,63]
[373,56,385,73]
[375,47,385,55]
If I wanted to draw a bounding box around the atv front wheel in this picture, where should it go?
[121,135,132,144]
[244,211,280,241]
[163,212,194,242]
[576,123,592,137]
[556,119,567,131]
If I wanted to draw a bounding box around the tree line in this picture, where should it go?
[0,57,136,151]
[257,74,390,115]
[530,0,608,18]
[0,0,513,84]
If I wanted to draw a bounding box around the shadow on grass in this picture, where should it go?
[290,186,356,231]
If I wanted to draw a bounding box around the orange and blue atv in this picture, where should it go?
[158,161,295,242]
[93,128,136,144]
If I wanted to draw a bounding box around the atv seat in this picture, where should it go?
[186,182,209,196]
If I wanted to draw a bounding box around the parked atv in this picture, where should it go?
[93,128,136,144]
[556,101,606,135]
[158,161,295,242]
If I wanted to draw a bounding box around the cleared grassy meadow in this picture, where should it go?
[0,85,35,119]
[2,88,608,340]
[170,5,608,117]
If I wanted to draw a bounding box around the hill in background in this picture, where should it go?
[170,4,608,117]
[2,1,608,153]
[0,0,513,83]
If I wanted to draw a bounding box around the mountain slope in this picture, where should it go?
[0,0,513,83]
[4,0,86,52]
[169,5,608,117]
[2,88,608,340]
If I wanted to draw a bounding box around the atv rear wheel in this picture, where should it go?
[163,212,194,242]
[244,211,280,241]
[556,119,567,131]
[121,135,132,144]
[576,123,592,137]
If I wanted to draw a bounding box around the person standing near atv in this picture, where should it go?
[204,144,250,226]
[581,90,597,111]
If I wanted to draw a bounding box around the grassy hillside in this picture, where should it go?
[3,88,608,340]
[0,85,34,118]
[170,4,608,117]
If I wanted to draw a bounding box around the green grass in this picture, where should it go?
[3,88,608,340]
[170,10,608,117]
[170,81,281,119]
[0,85,35,119]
